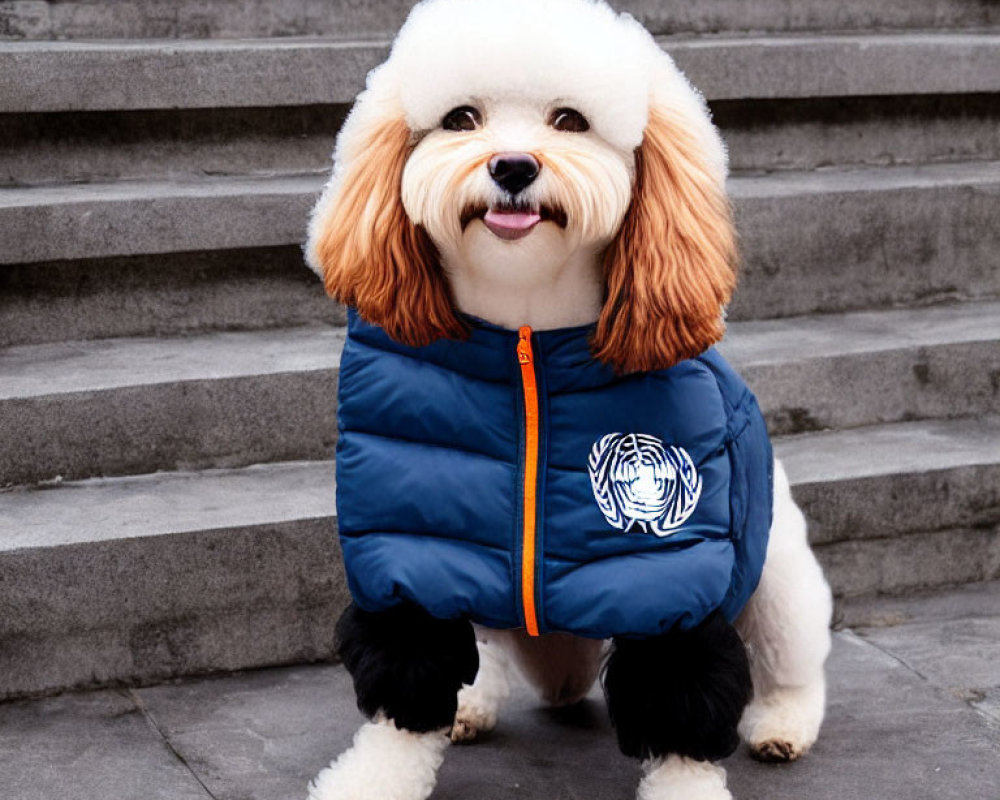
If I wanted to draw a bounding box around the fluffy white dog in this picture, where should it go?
[305,1,833,799]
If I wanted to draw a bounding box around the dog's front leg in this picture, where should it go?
[308,603,479,800]
[603,611,752,800]
[308,716,449,800]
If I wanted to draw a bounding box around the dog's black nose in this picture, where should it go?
[489,153,540,195]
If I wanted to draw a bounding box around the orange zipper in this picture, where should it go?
[516,326,541,637]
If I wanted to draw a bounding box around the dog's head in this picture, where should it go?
[306,0,736,373]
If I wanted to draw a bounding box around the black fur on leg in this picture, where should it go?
[601,609,752,762]
[335,602,479,733]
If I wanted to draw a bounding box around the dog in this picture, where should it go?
[304,1,833,798]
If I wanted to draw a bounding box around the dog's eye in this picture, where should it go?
[550,108,589,133]
[442,106,482,132]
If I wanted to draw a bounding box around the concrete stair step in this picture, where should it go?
[3,163,997,331]
[0,0,416,40]
[0,415,996,698]
[779,416,1000,598]
[0,174,321,265]
[0,326,344,486]
[3,33,998,114]
[4,0,999,40]
[5,94,999,188]
[0,460,340,700]
[630,1,1000,36]
[0,38,380,114]
[720,300,1000,434]
[0,246,342,350]
[0,105,343,187]
[717,93,1000,172]
[779,417,1000,547]
[3,34,999,185]
[728,160,1000,319]
[2,301,998,486]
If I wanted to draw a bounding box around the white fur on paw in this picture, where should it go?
[450,694,497,743]
[740,682,825,763]
[638,755,732,800]
[450,640,511,744]
[307,719,448,800]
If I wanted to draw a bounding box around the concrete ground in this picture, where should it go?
[3,583,998,800]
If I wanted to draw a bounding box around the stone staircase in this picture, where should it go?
[1,0,998,702]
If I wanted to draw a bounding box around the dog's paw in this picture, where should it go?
[739,682,825,763]
[450,690,498,744]
[638,756,731,800]
[449,716,480,744]
[308,720,448,800]
[749,738,801,763]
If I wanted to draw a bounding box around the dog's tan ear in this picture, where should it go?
[311,116,466,346]
[592,106,737,374]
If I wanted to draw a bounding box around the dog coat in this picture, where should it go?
[336,310,772,639]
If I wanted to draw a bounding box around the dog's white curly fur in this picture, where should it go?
[392,0,652,151]
[639,756,732,800]
[307,718,449,800]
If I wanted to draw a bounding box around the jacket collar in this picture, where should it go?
[346,308,623,393]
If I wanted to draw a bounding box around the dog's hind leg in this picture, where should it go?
[451,629,513,743]
[603,611,752,800]
[452,628,603,743]
[308,603,478,800]
[735,459,833,762]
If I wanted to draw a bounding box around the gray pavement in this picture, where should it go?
[1,583,998,800]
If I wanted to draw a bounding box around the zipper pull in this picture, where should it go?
[517,326,533,365]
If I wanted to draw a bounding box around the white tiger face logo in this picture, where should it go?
[587,433,702,536]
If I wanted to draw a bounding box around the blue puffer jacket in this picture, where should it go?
[336,310,773,639]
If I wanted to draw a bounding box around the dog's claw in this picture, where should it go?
[739,682,824,764]
[449,718,480,744]
[749,738,801,763]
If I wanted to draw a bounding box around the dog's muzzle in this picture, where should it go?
[461,153,566,242]
[488,152,540,195]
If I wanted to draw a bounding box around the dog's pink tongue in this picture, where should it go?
[483,209,541,241]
